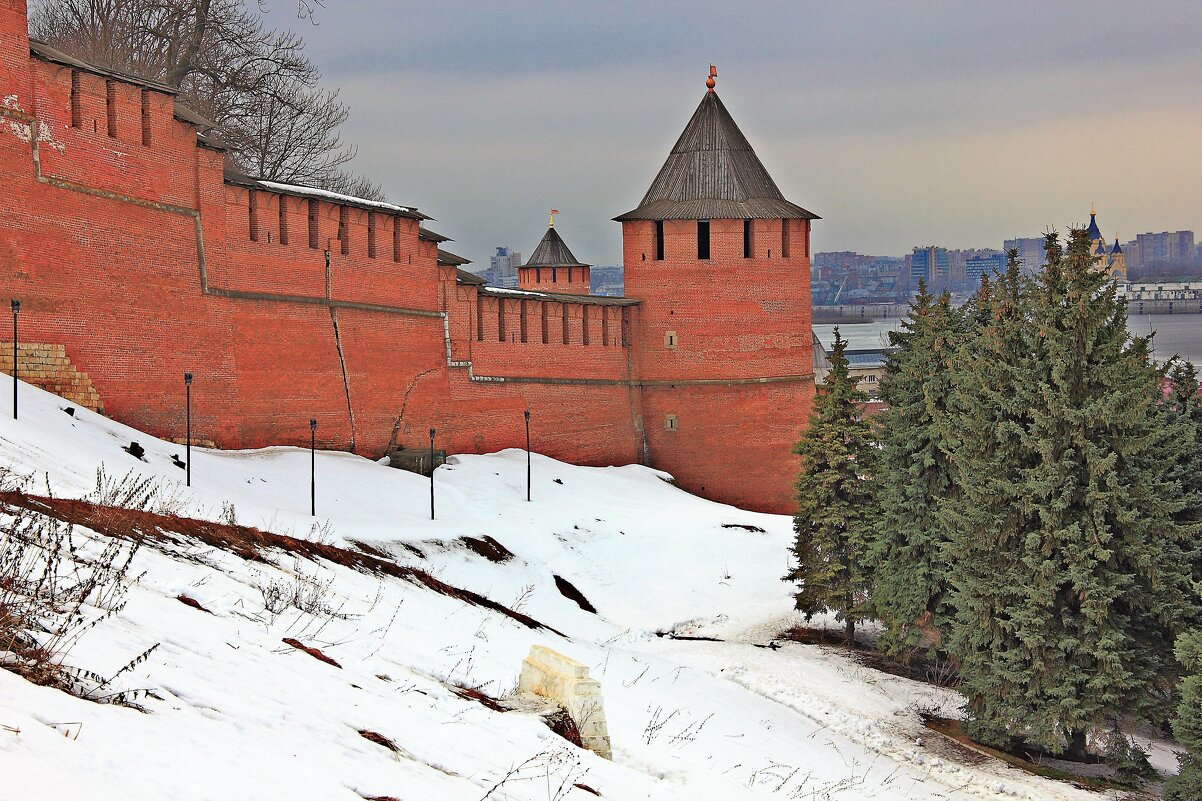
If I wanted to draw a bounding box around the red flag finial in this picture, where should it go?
[706,64,717,91]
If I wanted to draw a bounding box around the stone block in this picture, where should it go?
[518,645,611,760]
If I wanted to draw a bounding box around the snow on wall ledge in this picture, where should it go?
[518,645,612,759]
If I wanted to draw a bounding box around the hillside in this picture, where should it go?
[0,379,1130,800]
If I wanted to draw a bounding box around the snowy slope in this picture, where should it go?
[0,379,1118,800]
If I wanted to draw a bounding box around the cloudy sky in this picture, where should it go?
[266,0,1202,267]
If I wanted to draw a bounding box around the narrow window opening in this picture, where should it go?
[308,199,319,249]
[248,190,260,242]
[536,267,542,283]
[541,303,549,344]
[697,220,710,260]
[497,299,507,342]
[781,219,790,258]
[140,89,151,146]
[582,306,590,346]
[552,267,558,284]
[338,207,349,255]
[70,71,82,128]
[105,80,117,137]
[654,220,664,260]
[743,219,753,258]
[278,196,289,245]
[664,414,679,431]
[367,212,377,258]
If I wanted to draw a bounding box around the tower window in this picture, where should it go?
[105,80,117,137]
[781,219,790,258]
[664,331,678,349]
[664,414,679,432]
[743,219,753,258]
[248,190,260,242]
[697,220,710,260]
[654,220,664,260]
[278,196,289,245]
[70,71,82,128]
[140,90,152,146]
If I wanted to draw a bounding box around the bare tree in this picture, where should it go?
[30,0,383,199]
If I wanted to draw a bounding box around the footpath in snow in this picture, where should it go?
[0,379,1119,800]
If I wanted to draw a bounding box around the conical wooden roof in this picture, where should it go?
[525,226,589,268]
[615,91,818,222]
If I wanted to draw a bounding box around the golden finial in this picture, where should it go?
[549,209,559,228]
[1090,201,1096,216]
[706,64,717,92]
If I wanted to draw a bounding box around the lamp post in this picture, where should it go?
[524,410,531,502]
[429,427,436,520]
[10,299,19,420]
[310,418,317,517]
[184,372,193,486]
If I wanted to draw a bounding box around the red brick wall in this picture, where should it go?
[0,2,811,513]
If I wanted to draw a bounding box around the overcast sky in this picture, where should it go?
[265,0,1202,267]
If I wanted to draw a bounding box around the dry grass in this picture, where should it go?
[0,490,562,636]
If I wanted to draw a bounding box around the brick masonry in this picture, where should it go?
[0,342,103,411]
[0,0,813,513]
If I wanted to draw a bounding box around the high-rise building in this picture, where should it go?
[1126,230,1195,273]
[966,253,1006,282]
[1003,237,1045,273]
[478,246,521,288]
[909,246,949,286]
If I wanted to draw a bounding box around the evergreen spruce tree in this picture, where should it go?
[784,327,876,644]
[1164,363,1202,800]
[945,229,1196,757]
[1167,629,1202,800]
[869,281,963,655]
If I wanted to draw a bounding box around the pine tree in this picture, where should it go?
[784,327,876,644]
[945,229,1196,756]
[869,281,963,655]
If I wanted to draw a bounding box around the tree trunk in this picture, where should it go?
[845,618,855,648]
[1064,729,1090,762]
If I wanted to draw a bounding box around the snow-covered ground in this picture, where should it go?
[0,379,1124,800]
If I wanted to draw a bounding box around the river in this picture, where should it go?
[814,314,1202,365]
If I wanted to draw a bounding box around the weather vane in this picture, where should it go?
[549,209,559,228]
[707,64,717,92]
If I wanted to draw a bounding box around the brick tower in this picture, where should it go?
[617,71,818,513]
[518,213,592,295]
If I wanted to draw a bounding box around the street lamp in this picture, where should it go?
[429,427,436,520]
[310,418,317,517]
[184,372,193,486]
[10,299,18,420]
[524,410,531,502]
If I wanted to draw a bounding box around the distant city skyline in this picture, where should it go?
[263,1,1202,268]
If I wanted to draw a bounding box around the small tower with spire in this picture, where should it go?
[1084,206,1127,281]
[518,211,592,295]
